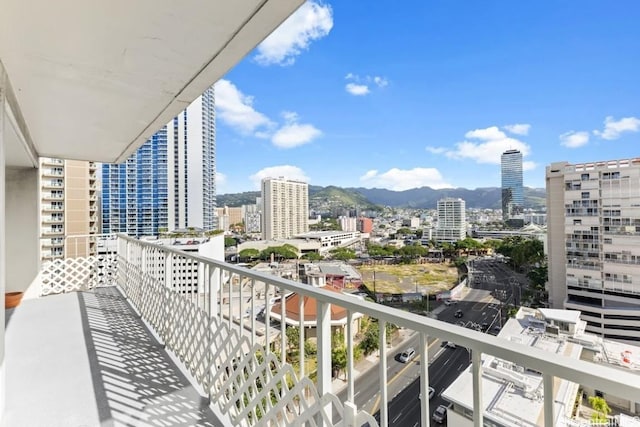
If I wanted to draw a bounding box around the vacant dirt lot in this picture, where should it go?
[358,263,459,295]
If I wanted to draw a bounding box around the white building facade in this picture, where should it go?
[261,177,308,240]
[167,87,217,231]
[546,158,640,343]
[434,197,467,243]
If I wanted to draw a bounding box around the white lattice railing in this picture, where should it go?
[36,234,640,427]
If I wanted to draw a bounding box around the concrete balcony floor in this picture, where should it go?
[5,286,220,427]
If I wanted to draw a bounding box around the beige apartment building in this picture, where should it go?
[40,158,99,262]
[546,158,640,343]
[261,177,308,240]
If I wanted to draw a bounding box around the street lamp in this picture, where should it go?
[373,268,377,302]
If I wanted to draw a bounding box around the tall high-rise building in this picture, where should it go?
[102,127,168,236]
[261,177,308,240]
[102,87,216,236]
[40,158,99,261]
[501,149,524,225]
[434,197,466,243]
[546,158,640,343]
[167,87,216,231]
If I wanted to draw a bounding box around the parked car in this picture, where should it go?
[432,405,447,423]
[454,310,464,318]
[444,299,458,306]
[445,341,457,349]
[428,386,435,399]
[398,347,416,363]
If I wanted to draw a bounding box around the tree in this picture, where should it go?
[396,227,413,236]
[259,245,298,261]
[358,320,380,355]
[238,248,260,261]
[330,247,356,261]
[285,326,300,352]
[331,346,347,379]
[397,243,427,263]
[224,237,237,247]
[588,396,611,422]
[301,252,323,261]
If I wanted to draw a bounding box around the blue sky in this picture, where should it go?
[215,1,640,194]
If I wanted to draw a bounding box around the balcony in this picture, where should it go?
[41,227,64,236]
[41,215,64,224]
[42,192,64,200]
[41,204,64,211]
[7,235,639,427]
[42,180,64,189]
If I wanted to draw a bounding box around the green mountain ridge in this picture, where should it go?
[217,186,547,210]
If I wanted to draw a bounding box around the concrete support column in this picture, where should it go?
[472,350,484,427]
[0,58,7,424]
[5,167,38,293]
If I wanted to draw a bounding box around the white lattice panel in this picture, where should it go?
[116,251,379,427]
[39,255,116,296]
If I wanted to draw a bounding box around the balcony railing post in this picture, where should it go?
[299,295,305,380]
[420,332,430,427]
[379,320,388,427]
[346,311,354,403]
[316,300,332,425]
[544,373,555,426]
[472,349,484,427]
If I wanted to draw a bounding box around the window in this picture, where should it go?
[581,192,590,199]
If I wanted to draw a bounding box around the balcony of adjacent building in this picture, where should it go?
[41,203,64,212]
[6,235,640,427]
[41,191,65,201]
[41,158,65,166]
[41,214,64,224]
[41,226,65,236]
[41,179,64,189]
[41,237,64,248]
[41,167,64,177]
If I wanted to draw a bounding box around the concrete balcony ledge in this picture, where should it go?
[5,286,220,427]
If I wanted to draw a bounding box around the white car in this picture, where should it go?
[398,347,416,363]
[432,405,447,423]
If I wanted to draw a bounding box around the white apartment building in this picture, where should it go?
[40,158,99,261]
[261,177,308,240]
[443,307,640,426]
[546,158,640,343]
[339,215,357,232]
[434,197,467,243]
[167,87,217,231]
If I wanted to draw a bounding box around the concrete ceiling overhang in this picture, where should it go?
[0,0,304,165]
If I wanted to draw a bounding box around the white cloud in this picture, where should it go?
[503,123,531,136]
[345,83,370,96]
[593,116,640,140]
[425,146,446,154]
[254,1,333,66]
[359,167,452,191]
[464,126,507,141]
[344,73,388,95]
[281,111,299,123]
[373,76,389,88]
[215,80,322,149]
[560,131,590,148]
[214,79,274,135]
[523,161,537,171]
[443,125,531,165]
[250,165,309,189]
[272,123,322,148]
